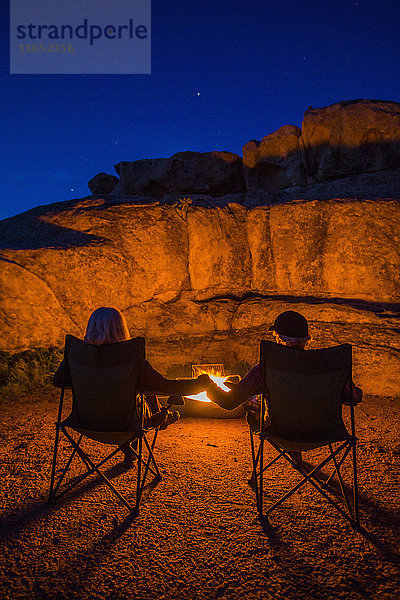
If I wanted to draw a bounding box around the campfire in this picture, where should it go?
[177,364,243,418]
[185,364,238,402]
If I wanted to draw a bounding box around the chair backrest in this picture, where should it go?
[63,334,145,433]
[260,341,352,444]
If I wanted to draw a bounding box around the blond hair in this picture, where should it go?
[84,307,130,345]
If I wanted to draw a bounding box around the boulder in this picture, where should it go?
[90,99,400,199]
[243,125,306,191]
[112,151,245,198]
[300,99,400,180]
[0,196,399,396]
[88,172,119,195]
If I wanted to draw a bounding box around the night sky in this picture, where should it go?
[1,0,400,221]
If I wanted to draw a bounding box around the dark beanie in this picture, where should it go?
[268,311,309,338]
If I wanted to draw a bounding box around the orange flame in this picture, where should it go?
[186,374,230,403]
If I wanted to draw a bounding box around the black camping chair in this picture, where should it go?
[49,335,162,515]
[249,341,359,525]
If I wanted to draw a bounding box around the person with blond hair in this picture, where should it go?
[54,307,210,467]
[83,306,131,346]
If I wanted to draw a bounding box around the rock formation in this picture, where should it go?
[89,99,400,199]
[242,125,306,191]
[1,196,399,397]
[88,172,119,195]
[1,99,399,397]
[300,99,400,180]
[112,151,245,198]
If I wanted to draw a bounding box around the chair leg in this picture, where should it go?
[49,422,61,503]
[323,441,359,524]
[326,444,351,485]
[139,434,162,497]
[50,385,69,503]
[52,433,84,498]
[143,429,162,479]
[50,431,89,503]
[149,429,161,475]
[135,435,143,511]
[262,450,286,473]
[129,430,161,480]
[61,427,137,512]
[251,430,286,477]
[264,440,357,523]
[249,429,257,478]
[249,430,260,509]
[50,426,162,515]
[328,444,352,518]
[259,437,264,518]
[352,439,359,525]
[249,432,287,519]
[68,433,137,512]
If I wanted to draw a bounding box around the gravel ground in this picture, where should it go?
[0,391,399,600]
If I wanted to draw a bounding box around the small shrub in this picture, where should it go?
[0,347,63,400]
[0,351,9,386]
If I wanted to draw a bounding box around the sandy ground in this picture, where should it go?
[0,391,399,600]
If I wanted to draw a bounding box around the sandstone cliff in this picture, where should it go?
[1,196,399,396]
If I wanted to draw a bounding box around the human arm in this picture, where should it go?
[205,365,264,410]
[142,361,211,396]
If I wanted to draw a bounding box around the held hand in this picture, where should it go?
[223,381,237,390]
[195,374,213,389]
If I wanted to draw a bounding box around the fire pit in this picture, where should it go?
[176,364,244,418]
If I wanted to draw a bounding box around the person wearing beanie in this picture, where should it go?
[206,310,362,457]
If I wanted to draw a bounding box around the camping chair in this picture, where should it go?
[49,335,162,515]
[249,341,359,525]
